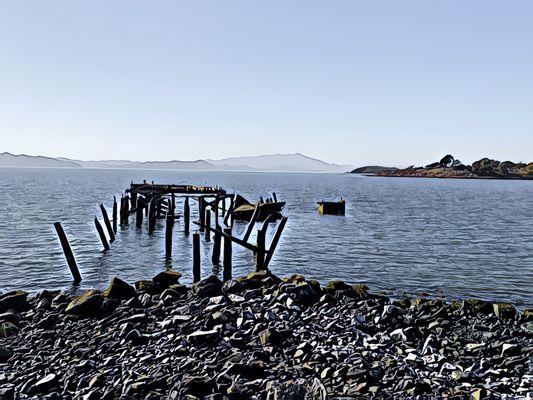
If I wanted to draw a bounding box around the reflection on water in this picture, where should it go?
[0,168,532,307]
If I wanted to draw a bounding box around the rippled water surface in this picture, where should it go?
[0,168,532,306]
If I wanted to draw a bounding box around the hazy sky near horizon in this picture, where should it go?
[0,1,532,166]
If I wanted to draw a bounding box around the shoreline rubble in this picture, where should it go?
[0,271,532,399]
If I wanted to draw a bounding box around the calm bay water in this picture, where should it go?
[0,168,532,307]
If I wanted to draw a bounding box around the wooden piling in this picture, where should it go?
[100,204,116,243]
[221,196,226,218]
[272,192,278,202]
[53,222,82,283]
[131,191,137,209]
[148,198,156,235]
[256,226,266,271]
[223,227,232,281]
[94,217,110,251]
[212,229,221,264]
[199,197,205,233]
[184,197,190,234]
[136,201,144,229]
[165,213,173,259]
[124,195,130,225]
[205,208,211,242]
[112,196,118,234]
[193,233,201,283]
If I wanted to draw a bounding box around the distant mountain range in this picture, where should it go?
[0,152,354,173]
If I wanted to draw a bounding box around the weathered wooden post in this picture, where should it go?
[136,201,144,229]
[112,196,118,234]
[221,196,226,218]
[199,197,205,233]
[165,213,173,259]
[148,197,156,235]
[131,191,137,209]
[272,192,278,202]
[124,195,130,225]
[205,208,211,242]
[94,217,110,251]
[212,229,221,264]
[193,233,201,283]
[184,197,190,234]
[256,227,266,271]
[223,227,232,281]
[53,222,82,283]
[119,197,124,225]
[100,204,116,243]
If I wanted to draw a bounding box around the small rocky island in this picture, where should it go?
[0,271,531,399]
[359,155,533,180]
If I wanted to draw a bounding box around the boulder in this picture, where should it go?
[134,280,162,294]
[492,303,516,319]
[65,290,104,317]
[0,345,12,362]
[324,280,352,292]
[236,270,281,290]
[192,275,223,298]
[258,328,283,347]
[102,277,136,300]
[152,270,182,288]
[0,322,19,337]
[0,291,30,313]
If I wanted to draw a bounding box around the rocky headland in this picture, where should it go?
[374,155,533,180]
[0,271,532,399]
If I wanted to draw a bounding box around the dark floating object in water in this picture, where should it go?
[232,194,285,222]
[317,199,345,216]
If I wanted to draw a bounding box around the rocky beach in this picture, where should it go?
[371,155,533,180]
[0,271,531,399]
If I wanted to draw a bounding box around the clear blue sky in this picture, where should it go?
[0,1,531,166]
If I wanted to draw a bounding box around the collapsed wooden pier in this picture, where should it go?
[54,181,288,285]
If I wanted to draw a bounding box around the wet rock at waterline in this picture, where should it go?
[0,274,531,399]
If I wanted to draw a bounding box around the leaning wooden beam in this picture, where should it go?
[193,221,258,252]
[53,222,82,283]
[263,216,288,268]
[242,205,261,243]
[100,204,116,243]
[223,194,235,227]
[94,217,110,252]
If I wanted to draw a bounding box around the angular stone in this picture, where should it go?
[0,345,12,362]
[103,277,136,300]
[152,270,182,288]
[258,328,282,347]
[33,373,58,393]
[188,329,219,345]
[0,291,30,313]
[192,275,223,298]
[65,290,104,317]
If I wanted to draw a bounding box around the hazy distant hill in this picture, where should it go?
[2,152,353,172]
[208,153,353,173]
[0,152,81,168]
